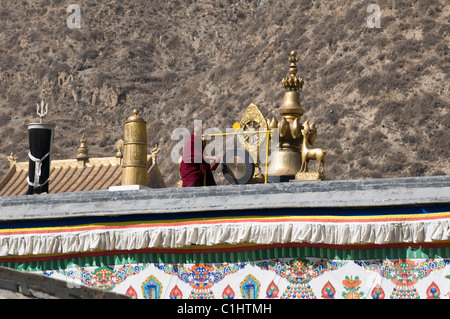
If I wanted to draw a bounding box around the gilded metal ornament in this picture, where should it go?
[266,50,327,182]
[150,143,161,165]
[7,153,18,168]
[300,122,326,174]
[281,51,304,91]
[237,103,268,183]
[76,133,89,162]
[266,51,305,182]
[115,139,124,158]
[121,109,148,186]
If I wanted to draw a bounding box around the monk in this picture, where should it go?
[180,125,220,187]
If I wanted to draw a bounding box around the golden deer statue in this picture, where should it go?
[300,124,326,173]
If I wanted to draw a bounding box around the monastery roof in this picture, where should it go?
[0,147,166,197]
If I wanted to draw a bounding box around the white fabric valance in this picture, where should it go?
[1,216,449,257]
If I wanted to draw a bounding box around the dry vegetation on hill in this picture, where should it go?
[0,0,448,187]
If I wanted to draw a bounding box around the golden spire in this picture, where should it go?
[267,50,325,182]
[279,50,305,117]
[76,133,89,161]
[281,51,304,91]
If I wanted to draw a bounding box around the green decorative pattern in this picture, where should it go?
[3,245,450,272]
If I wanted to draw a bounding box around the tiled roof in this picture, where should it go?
[0,155,166,197]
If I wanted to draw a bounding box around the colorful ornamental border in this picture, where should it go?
[0,205,449,260]
[36,257,450,299]
[3,242,450,272]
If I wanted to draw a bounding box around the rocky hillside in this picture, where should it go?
[0,0,448,187]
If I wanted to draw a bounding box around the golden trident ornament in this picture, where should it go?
[36,100,48,123]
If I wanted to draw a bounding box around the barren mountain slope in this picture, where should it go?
[0,0,448,187]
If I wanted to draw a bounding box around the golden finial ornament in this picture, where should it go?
[76,133,89,161]
[281,51,304,91]
[115,139,124,158]
[266,50,326,182]
[279,51,305,117]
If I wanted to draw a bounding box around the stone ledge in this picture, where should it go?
[0,175,448,221]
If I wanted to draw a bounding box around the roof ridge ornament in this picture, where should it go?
[115,139,124,158]
[76,133,89,161]
[7,152,18,168]
[36,100,48,123]
[150,143,160,165]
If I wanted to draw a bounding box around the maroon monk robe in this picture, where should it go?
[180,133,218,187]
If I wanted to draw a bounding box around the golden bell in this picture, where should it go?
[121,109,148,186]
[279,91,304,117]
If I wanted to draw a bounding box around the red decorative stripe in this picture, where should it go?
[1,212,450,236]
